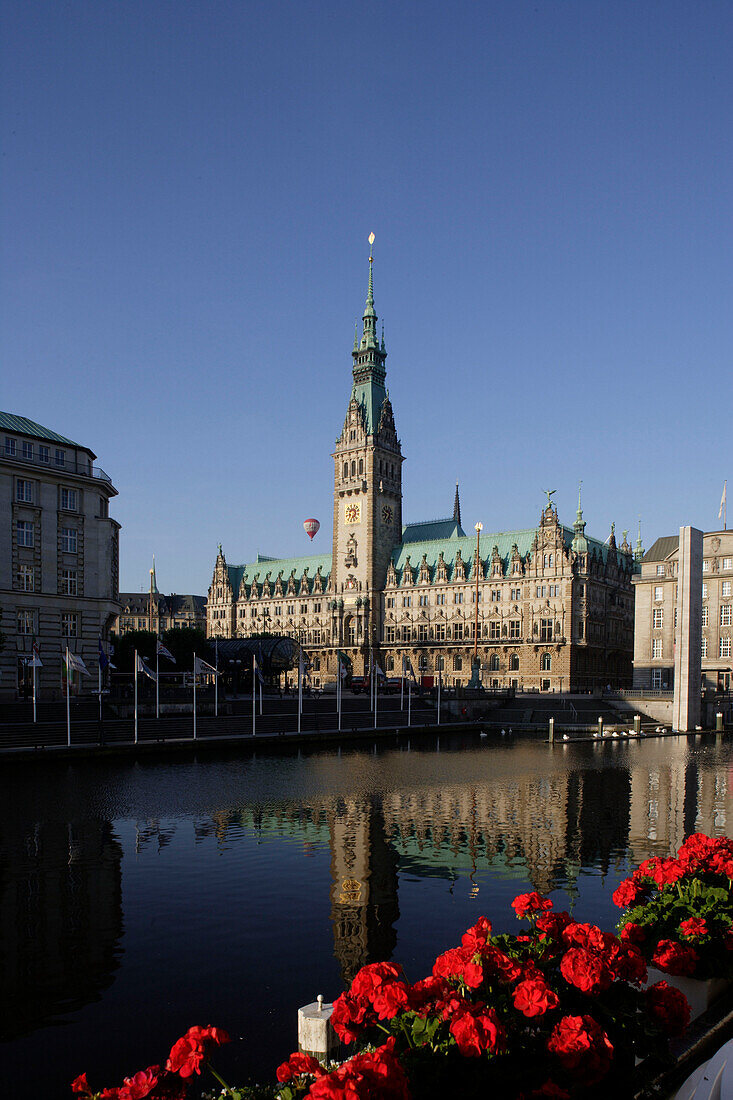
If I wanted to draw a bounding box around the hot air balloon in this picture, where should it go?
[303,518,320,541]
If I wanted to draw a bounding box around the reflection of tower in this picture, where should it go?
[328,796,399,986]
[0,820,123,1040]
[571,767,631,874]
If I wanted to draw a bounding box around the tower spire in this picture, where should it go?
[366,231,375,311]
[453,482,462,527]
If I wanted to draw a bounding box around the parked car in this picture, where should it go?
[348,676,369,694]
[384,677,411,694]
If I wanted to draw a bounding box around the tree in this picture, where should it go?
[110,631,157,674]
[160,627,210,669]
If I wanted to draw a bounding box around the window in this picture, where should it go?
[39,445,49,463]
[286,604,295,615]
[61,612,78,637]
[489,621,501,640]
[577,620,585,640]
[17,520,34,547]
[703,582,708,599]
[541,653,552,671]
[17,564,34,591]
[724,558,732,570]
[721,606,732,627]
[434,623,445,641]
[489,654,500,671]
[454,592,463,604]
[723,581,732,598]
[653,586,663,602]
[651,669,663,689]
[55,449,66,467]
[539,618,553,642]
[61,569,77,596]
[418,624,428,642]
[656,565,665,576]
[5,437,16,456]
[536,585,547,598]
[60,488,78,511]
[720,637,731,659]
[453,656,463,671]
[402,596,411,608]
[21,441,34,461]
[385,656,394,672]
[314,602,321,613]
[702,637,708,658]
[418,655,428,671]
[386,597,395,608]
[385,626,395,644]
[543,554,553,568]
[652,608,663,629]
[436,593,445,605]
[453,621,464,640]
[508,620,520,639]
[652,638,663,659]
[418,594,429,607]
[16,479,33,502]
[17,609,36,635]
[702,606,709,627]
[511,587,521,601]
[703,559,711,572]
[61,527,77,553]
[436,656,445,672]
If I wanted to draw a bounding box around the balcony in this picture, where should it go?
[2,448,114,486]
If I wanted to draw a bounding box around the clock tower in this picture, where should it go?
[331,236,403,658]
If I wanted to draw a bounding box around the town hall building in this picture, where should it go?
[207,243,638,691]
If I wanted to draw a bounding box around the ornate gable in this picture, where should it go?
[401,556,414,586]
[436,552,448,583]
[262,573,272,598]
[287,570,297,596]
[274,572,284,597]
[299,569,310,596]
[419,554,431,584]
[454,549,466,582]
[386,561,398,587]
[313,566,324,594]
[491,545,503,577]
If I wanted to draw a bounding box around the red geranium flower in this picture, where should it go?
[331,991,370,1043]
[612,878,645,909]
[276,1051,325,1083]
[652,939,700,977]
[71,1074,92,1096]
[560,947,611,995]
[166,1025,230,1078]
[513,978,560,1018]
[645,980,691,1037]
[620,922,646,945]
[461,915,492,953]
[561,922,606,952]
[449,1004,504,1057]
[512,892,553,919]
[679,918,708,939]
[547,1014,614,1085]
[307,1038,410,1100]
[536,911,572,940]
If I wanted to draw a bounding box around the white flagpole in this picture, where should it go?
[98,656,102,724]
[156,643,159,720]
[337,658,342,731]
[33,656,37,724]
[259,676,263,715]
[437,671,442,726]
[374,667,378,729]
[252,655,256,734]
[298,653,302,733]
[193,653,197,740]
[215,637,218,718]
[408,676,412,728]
[66,646,71,747]
[134,649,139,744]
[401,659,404,711]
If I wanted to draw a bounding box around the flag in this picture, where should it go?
[373,660,386,680]
[98,637,109,670]
[28,641,43,669]
[720,481,727,520]
[337,650,351,679]
[252,655,265,684]
[402,655,417,683]
[299,649,312,675]
[66,651,90,676]
[157,640,176,663]
[136,653,157,681]
[194,656,219,676]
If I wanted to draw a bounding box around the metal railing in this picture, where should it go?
[1,449,113,484]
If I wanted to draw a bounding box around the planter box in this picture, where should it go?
[647,966,730,1021]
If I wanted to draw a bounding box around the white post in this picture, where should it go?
[337,661,342,731]
[298,654,302,733]
[66,646,71,747]
[401,662,405,711]
[193,653,197,740]
[437,671,441,726]
[252,655,256,735]
[214,637,218,718]
[134,649,138,745]
[33,658,38,724]
[98,658,101,724]
[156,643,159,720]
[408,678,412,727]
[374,671,378,729]
[259,676,263,715]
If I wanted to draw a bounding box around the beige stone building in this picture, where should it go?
[115,563,206,637]
[207,246,637,690]
[0,412,120,698]
[632,530,733,694]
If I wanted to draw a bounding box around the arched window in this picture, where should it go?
[489,654,500,671]
[509,654,519,671]
[541,653,552,671]
[350,460,355,476]
[358,458,364,475]
[343,462,348,479]
[345,617,356,646]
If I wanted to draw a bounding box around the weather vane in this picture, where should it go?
[368,231,375,259]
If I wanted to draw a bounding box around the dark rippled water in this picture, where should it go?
[1,732,732,1098]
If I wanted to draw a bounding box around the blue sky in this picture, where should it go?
[2,1,731,595]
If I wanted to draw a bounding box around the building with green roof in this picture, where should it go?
[207,241,638,691]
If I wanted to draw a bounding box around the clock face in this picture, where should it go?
[344,502,361,525]
[382,505,393,525]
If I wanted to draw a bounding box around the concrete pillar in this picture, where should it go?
[717,712,724,732]
[634,714,641,735]
[298,997,339,1064]
[598,717,604,738]
[548,717,554,742]
[673,526,703,733]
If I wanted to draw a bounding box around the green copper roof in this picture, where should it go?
[0,411,83,449]
[227,551,332,596]
[402,518,466,542]
[353,380,387,435]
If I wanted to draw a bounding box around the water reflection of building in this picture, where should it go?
[0,820,123,1039]
[327,798,399,985]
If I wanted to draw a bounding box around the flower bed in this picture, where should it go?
[72,834,733,1100]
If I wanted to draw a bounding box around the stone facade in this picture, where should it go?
[633,529,733,694]
[207,246,637,690]
[115,569,206,637]
[0,412,120,697]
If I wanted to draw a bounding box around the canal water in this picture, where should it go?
[2,732,732,1098]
